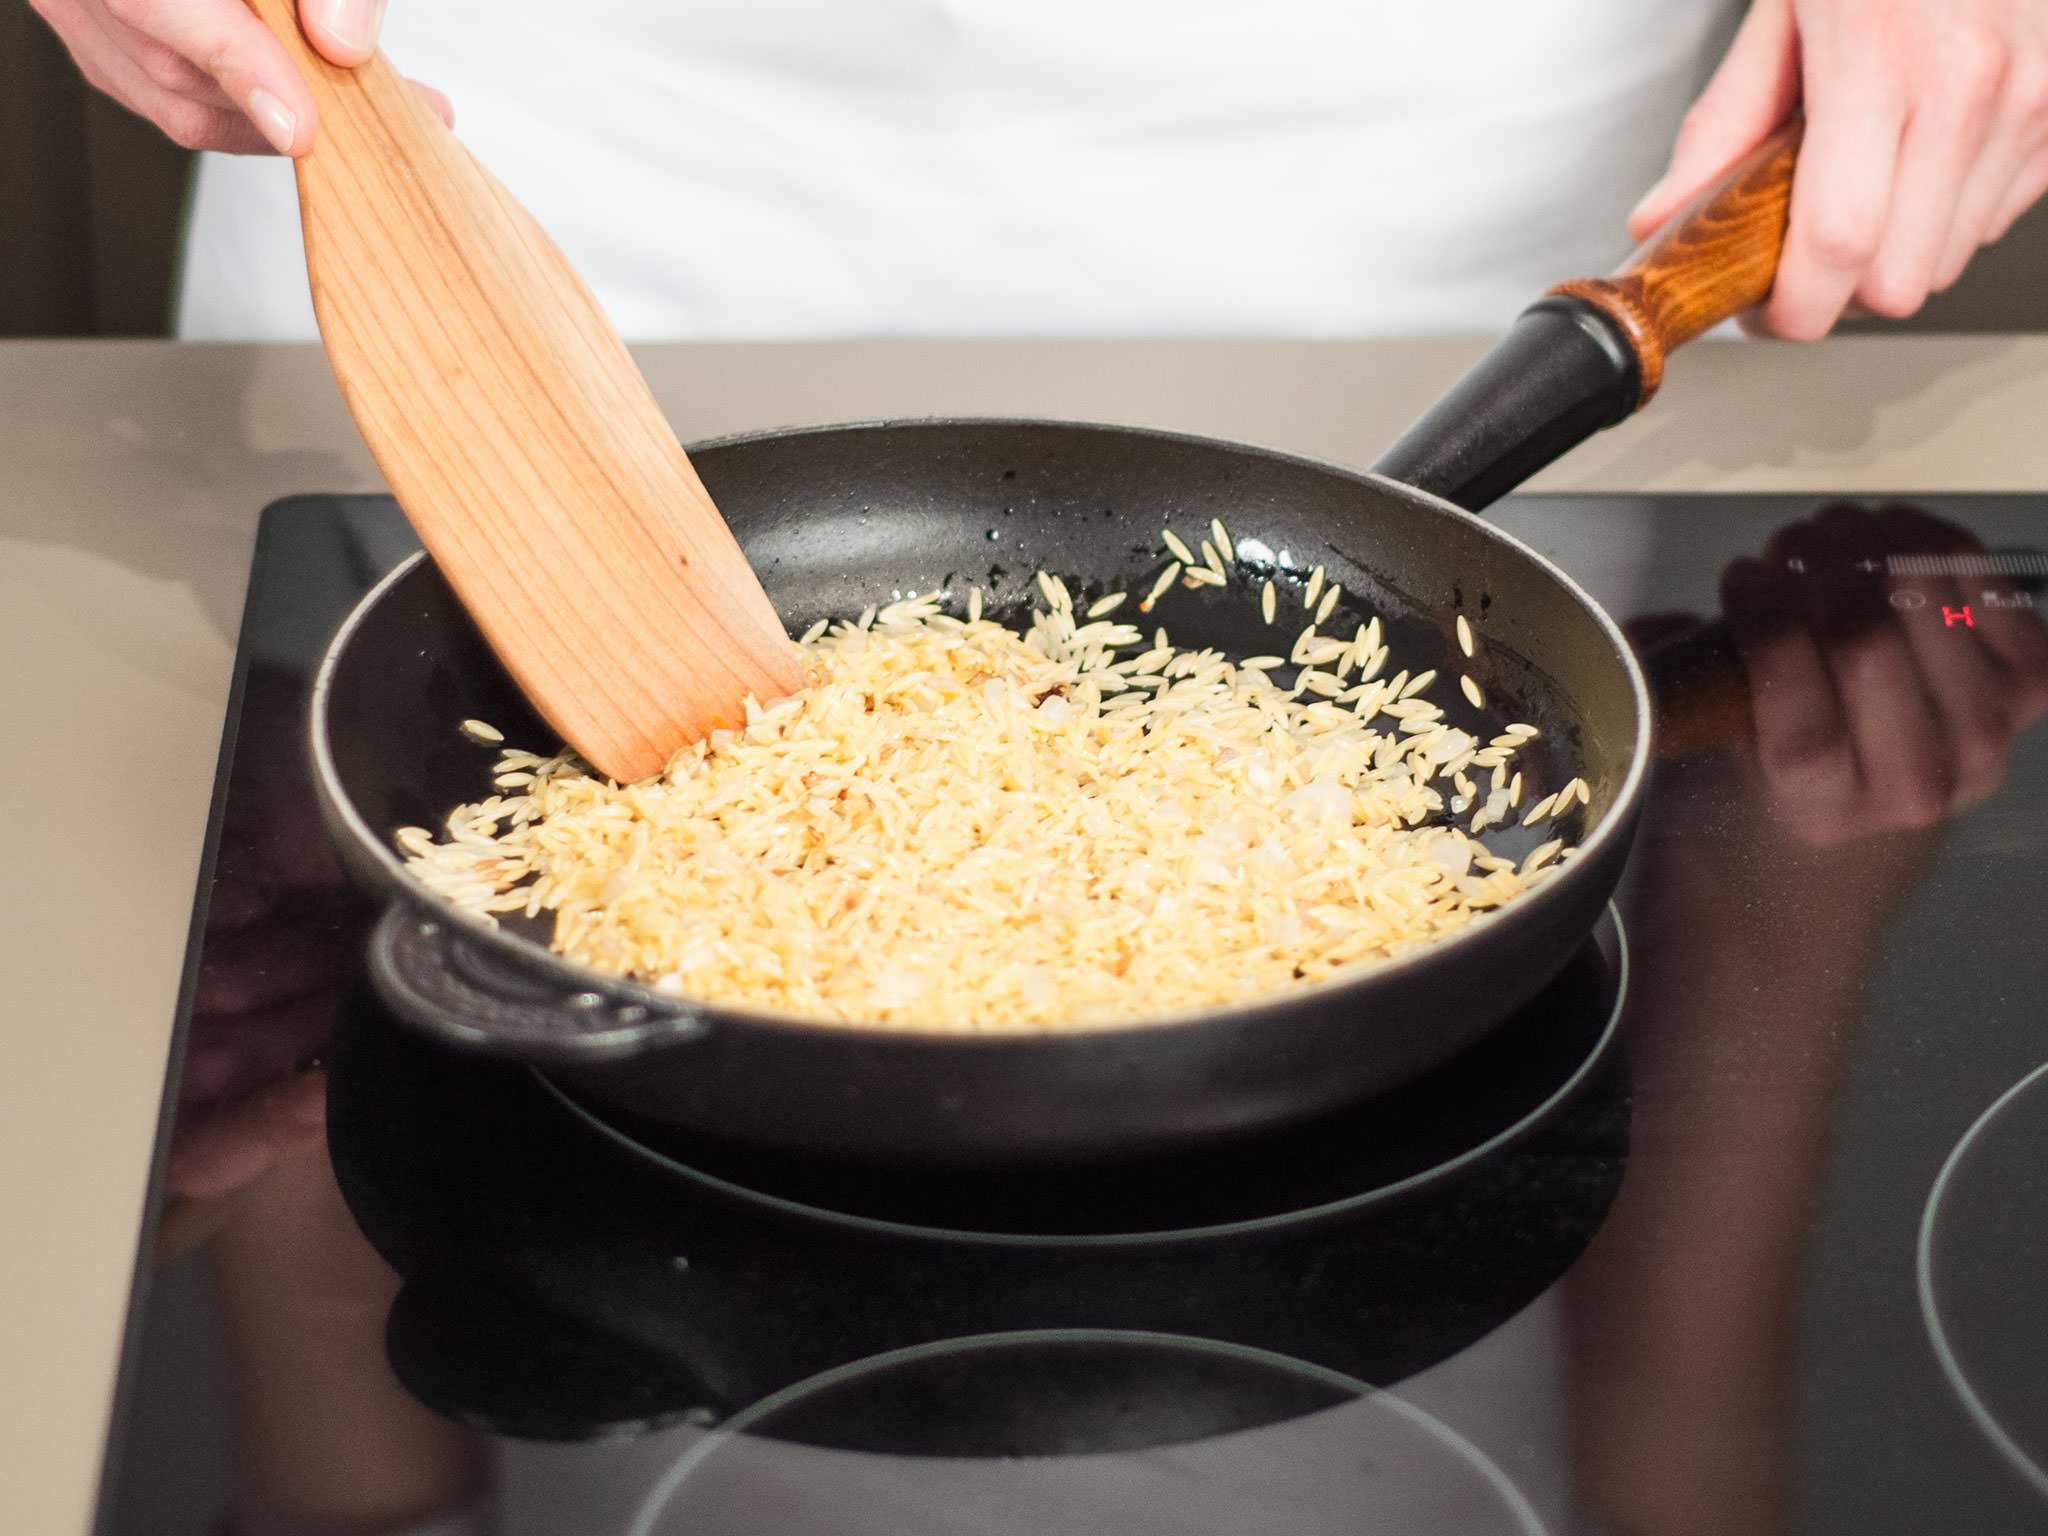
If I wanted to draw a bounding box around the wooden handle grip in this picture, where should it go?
[1550,117,1803,407]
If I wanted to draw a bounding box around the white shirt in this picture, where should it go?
[178,0,1741,341]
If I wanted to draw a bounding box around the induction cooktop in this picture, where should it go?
[94,488,2048,1536]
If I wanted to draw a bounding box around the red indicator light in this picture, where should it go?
[1944,605,1976,628]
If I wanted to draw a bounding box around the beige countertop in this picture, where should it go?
[8,332,2048,1534]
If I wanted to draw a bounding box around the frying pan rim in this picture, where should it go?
[309,415,1653,1044]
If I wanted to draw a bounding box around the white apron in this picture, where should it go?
[177,0,1741,340]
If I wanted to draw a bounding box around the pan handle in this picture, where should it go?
[367,903,709,1060]
[1375,118,1803,512]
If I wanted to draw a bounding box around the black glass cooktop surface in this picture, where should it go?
[96,488,2048,1536]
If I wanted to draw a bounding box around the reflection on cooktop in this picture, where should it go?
[1919,1058,2048,1498]
[326,916,1628,1443]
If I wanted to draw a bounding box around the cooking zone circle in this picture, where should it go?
[1918,1058,2048,1496]
[627,1332,1548,1536]
[538,909,1626,1245]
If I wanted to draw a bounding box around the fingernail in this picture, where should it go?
[247,87,297,154]
[1628,179,1667,226]
[322,0,386,57]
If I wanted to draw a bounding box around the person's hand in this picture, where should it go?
[28,0,450,155]
[1719,503,2048,845]
[1629,0,2048,338]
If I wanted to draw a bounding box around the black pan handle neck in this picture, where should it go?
[1370,297,1641,514]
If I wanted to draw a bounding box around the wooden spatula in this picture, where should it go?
[247,0,804,783]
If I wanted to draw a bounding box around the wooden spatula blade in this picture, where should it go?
[253,0,803,783]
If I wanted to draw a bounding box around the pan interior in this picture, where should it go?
[324,421,1639,1001]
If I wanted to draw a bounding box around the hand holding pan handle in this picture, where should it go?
[1374,118,1804,755]
[1374,117,1803,513]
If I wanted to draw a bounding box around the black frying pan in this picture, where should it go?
[311,125,1800,1163]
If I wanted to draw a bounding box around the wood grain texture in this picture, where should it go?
[1550,117,1803,407]
[248,0,802,782]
